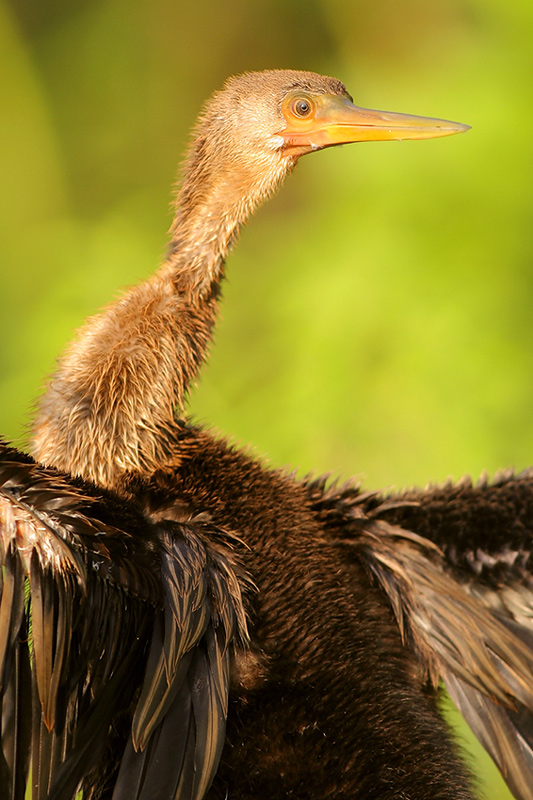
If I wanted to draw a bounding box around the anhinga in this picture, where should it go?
[0,70,532,800]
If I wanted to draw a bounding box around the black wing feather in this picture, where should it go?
[0,447,159,798]
[118,520,248,800]
[0,443,249,800]
[309,471,533,800]
[349,519,533,800]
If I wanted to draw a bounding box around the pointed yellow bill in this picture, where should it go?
[280,93,470,157]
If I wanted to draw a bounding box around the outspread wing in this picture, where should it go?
[308,473,533,800]
[0,443,249,800]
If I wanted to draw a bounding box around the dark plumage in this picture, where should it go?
[0,439,249,799]
[1,69,531,800]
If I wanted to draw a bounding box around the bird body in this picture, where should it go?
[2,70,532,800]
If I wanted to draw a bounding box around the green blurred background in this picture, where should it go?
[1,0,533,797]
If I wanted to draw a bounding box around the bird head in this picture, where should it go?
[195,69,468,164]
[177,70,469,234]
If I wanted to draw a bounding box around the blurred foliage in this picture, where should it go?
[2,0,533,797]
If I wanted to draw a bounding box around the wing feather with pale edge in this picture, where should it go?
[352,519,533,800]
[0,443,248,800]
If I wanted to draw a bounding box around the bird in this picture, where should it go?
[1,69,532,800]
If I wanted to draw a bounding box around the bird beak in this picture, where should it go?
[280,94,470,157]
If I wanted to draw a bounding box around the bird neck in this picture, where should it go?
[31,171,255,489]
[166,180,242,297]
[165,150,282,296]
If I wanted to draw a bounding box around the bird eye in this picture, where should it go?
[291,97,314,118]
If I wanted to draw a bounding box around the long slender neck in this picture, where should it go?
[31,156,267,488]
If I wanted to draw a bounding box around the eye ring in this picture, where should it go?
[290,96,314,118]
